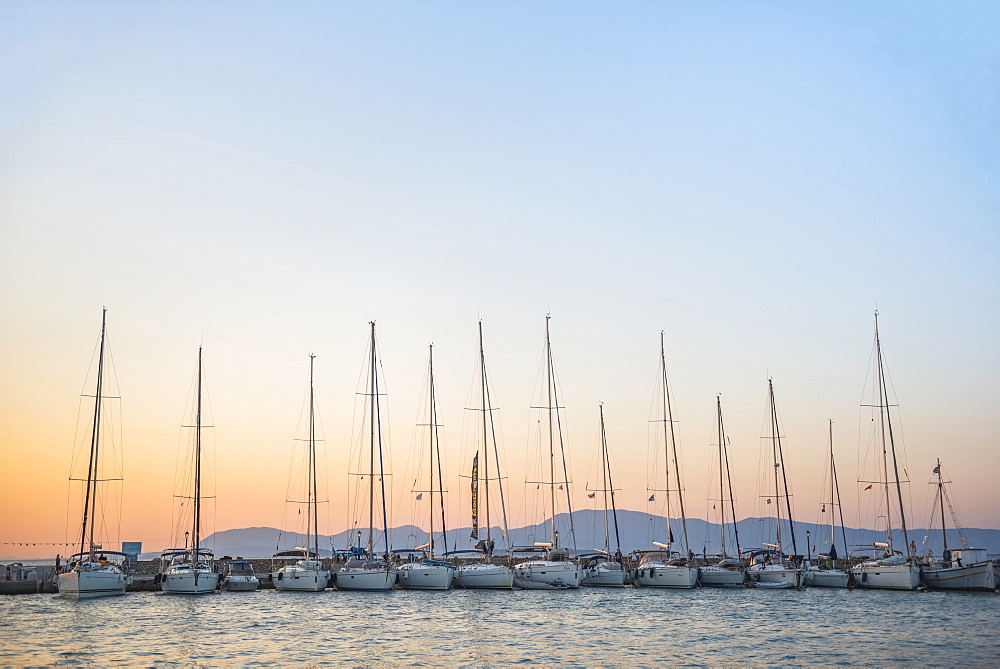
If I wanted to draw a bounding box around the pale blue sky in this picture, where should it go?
[2,1,998,543]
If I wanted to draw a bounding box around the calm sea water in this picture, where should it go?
[1,588,998,666]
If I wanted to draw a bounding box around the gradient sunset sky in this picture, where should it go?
[2,1,998,559]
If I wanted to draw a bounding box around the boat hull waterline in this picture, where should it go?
[57,568,131,599]
[513,561,582,590]
[453,563,514,589]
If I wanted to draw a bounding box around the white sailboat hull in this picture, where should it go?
[804,568,850,588]
[698,566,745,588]
[633,564,699,589]
[273,567,329,592]
[223,574,260,592]
[922,562,998,592]
[453,563,514,589]
[583,564,627,587]
[58,569,130,599]
[748,565,803,588]
[397,564,454,590]
[335,568,397,591]
[850,563,920,590]
[160,570,220,594]
[513,561,582,589]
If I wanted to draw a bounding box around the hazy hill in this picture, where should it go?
[146,510,999,559]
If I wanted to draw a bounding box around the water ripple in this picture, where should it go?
[0,588,997,665]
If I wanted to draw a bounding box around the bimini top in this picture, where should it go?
[160,548,214,559]
[68,550,131,560]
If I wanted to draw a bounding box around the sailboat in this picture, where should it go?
[803,419,850,588]
[581,404,626,587]
[634,332,698,589]
[512,316,583,590]
[58,308,132,599]
[335,322,398,592]
[919,459,999,592]
[452,321,514,589]
[160,346,220,595]
[273,355,332,592]
[850,313,920,590]
[397,344,455,590]
[697,395,746,588]
[745,379,803,588]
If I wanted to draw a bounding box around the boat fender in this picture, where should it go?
[861,571,867,583]
[277,572,283,581]
[329,572,337,585]
[153,573,162,585]
[649,568,655,578]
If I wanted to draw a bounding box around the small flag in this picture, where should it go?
[648,494,655,502]
[864,484,873,491]
[416,493,423,500]
[933,465,940,474]
[821,505,826,513]
[766,499,772,504]
[587,492,596,499]
[558,485,563,490]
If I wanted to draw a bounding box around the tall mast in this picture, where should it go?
[308,354,317,559]
[193,346,202,557]
[545,317,556,546]
[831,421,848,560]
[543,316,576,550]
[373,325,391,560]
[829,420,835,549]
[827,419,848,558]
[874,312,911,556]
[599,404,610,553]
[367,323,376,558]
[479,321,510,547]
[79,308,107,560]
[604,406,622,553]
[936,459,947,554]
[660,332,689,556]
[720,397,741,557]
[478,323,491,544]
[768,379,797,556]
[427,344,448,558]
[434,354,448,558]
[716,395,726,555]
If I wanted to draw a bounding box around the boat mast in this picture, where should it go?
[544,316,576,551]
[716,395,726,555]
[373,325,391,560]
[828,419,848,559]
[720,399,741,557]
[546,317,557,547]
[599,404,610,553]
[193,346,203,559]
[308,354,317,559]
[79,308,107,560]
[478,324,491,547]
[427,344,448,559]
[367,323,376,558]
[874,312,911,557]
[479,321,510,548]
[768,379,797,557]
[936,459,947,554]
[603,406,622,554]
[660,332,689,557]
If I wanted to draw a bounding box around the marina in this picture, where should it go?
[2,587,997,666]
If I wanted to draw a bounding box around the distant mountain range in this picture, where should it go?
[141,510,1000,559]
